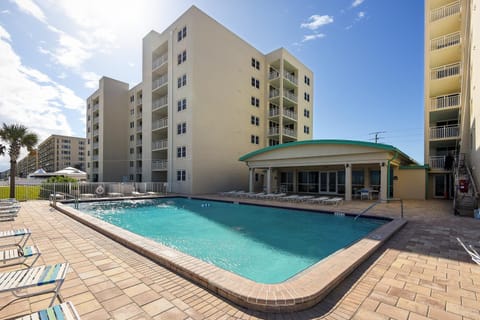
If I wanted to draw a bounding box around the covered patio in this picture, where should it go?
[240,140,425,200]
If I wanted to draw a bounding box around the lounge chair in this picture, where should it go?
[11,301,81,320]
[295,195,315,202]
[308,196,329,203]
[263,193,286,200]
[1,245,40,268]
[0,212,18,222]
[457,237,480,265]
[0,262,69,310]
[280,195,300,202]
[322,197,344,205]
[0,229,31,250]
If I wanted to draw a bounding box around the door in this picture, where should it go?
[434,174,446,198]
[319,171,337,193]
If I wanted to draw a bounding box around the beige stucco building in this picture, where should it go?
[424,0,480,206]
[240,140,426,200]
[86,6,313,193]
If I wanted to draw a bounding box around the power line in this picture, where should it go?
[369,131,386,143]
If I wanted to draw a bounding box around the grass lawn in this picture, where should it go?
[0,185,41,200]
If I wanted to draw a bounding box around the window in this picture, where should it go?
[269,139,279,146]
[304,126,310,134]
[130,109,134,116]
[251,77,260,89]
[177,122,187,134]
[177,98,187,112]
[177,146,186,158]
[177,50,187,65]
[251,96,259,107]
[250,135,259,144]
[129,161,134,167]
[251,116,259,126]
[129,148,134,154]
[130,95,134,102]
[177,74,187,88]
[177,170,186,181]
[129,122,134,128]
[177,26,187,41]
[304,76,310,86]
[129,135,134,141]
[304,92,310,102]
[251,58,260,70]
[304,109,310,118]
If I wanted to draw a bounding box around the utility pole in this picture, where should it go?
[369,131,386,143]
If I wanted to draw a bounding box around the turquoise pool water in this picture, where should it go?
[71,198,387,284]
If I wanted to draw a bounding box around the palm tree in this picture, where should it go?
[0,124,38,198]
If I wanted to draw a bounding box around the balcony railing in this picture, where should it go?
[152,118,168,130]
[136,139,143,146]
[430,1,461,22]
[431,63,461,80]
[136,167,143,174]
[152,95,168,111]
[92,155,99,161]
[136,111,142,119]
[429,155,457,170]
[430,125,459,139]
[152,53,168,69]
[152,74,168,90]
[137,98,143,106]
[283,109,297,120]
[92,118,99,125]
[283,72,298,85]
[136,154,142,160]
[152,139,168,150]
[430,93,460,110]
[269,89,280,99]
[430,32,461,51]
[283,127,297,137]
[93,130,99,136]
[269,108,280,117]
[93,143,99,149]
[269,70,280,80]
[136,126,142,133]
[284,91,298,102]
[268,127,279,136]
[152,159,168,170]
[92,104,99,112]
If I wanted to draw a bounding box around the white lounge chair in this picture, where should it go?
[322,197,344,205]
[308,196,329,203]
[131,191,147,197]
[0,262,69,310]
[0,228,31,250]
[295,195,315,202]
[1,245,41,268]
[457,237,480,265]
[12,301,81,320]
[280,195,300,202]
[0,211,18,222]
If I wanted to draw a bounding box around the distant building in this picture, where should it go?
[86,6,314,194]
[17,150,38,178]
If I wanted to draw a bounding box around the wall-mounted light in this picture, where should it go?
[393,176,398,181]
[381,162,385,167]
[345,163,350,168]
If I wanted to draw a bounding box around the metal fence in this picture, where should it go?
[0,181,168,201]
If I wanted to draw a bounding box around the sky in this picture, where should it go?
[0,0,425,171]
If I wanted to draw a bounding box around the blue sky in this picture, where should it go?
[0,0,424,171]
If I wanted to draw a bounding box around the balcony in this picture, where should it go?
[430,124,459,140]
[283,127,297,138]
[430,93,460,110]
[430,1,460,22]
[92,104,99,112]
[269,69,280,80]
[431,63,461,80]
[429,63,461,96]
[152,74,168,91]
[136,111,142,119]
[152,139,168,150]
[136,153,142,160]
[152,118,168,131]
[283,109,297,120]
[269,88,280,99]
[430,32,460,51]
[268,127,279,136]
[93,130,99,137]
[152,95,168,111]
[136,126,142,133]
[136,139,143,146]
[284,91,298,103]
[93,143,99,149]
[136,167,143,174]
[92,155,99,161]
[269,108,280,117]
[152,159,168,170]
[283,71,298,85]
[152,53,168,70]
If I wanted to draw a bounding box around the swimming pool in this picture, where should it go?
[69,197,387,284]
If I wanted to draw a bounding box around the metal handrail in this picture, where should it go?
[354,198,404,220]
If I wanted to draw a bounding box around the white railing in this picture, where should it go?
[430,93,460,110]
[283,72,298,85]
[93,130,99,136]
[136,154,142,160]
[92,168,99,174]
[430,1,461,22]
[152,53,168,69]
[430,32,461,51]
[152,159,168,170]
[152,118,168,130]
[269,70,280,80]
[136,111,142,119]
[269,89,280,98]
[137,98,143,106]
[283,109,297,120]
[93,143,99,149]
[92,155,99,161]
[284,91,298,102]
[136,139,143,146]
[431,63,461,80]
[269,108,280,117]
[430,125,459,139]
[152,95,168,110]
[136,126,142,133]
[152,139,168,150]
[429,155,458,170]
[136,167,143,174]
[92,104,99,112]
[92,118,99,125]
[268,127,279,135]
[152,74,168,90]
[283,127,297,137]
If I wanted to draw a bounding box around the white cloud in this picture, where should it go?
[81,71,100,89]
[302,34,326,42]
[358,11,366,19]
[0,25,12,41]
[1,10,11,14]
[352,0,365,7]
[10,0,46,23]
[301,15,334,30]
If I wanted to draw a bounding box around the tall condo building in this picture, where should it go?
[424,0,479,202]
[86,6,314,194]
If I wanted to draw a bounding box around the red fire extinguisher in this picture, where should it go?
[459,179,469,193]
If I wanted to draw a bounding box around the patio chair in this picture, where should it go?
[1,245,41,268]
[308,196,329,203]
[0,229,31,250]
[295,195,315,202]
[10,301,80,320]
[280,195,300,202]
[0,262,69,310]
[322,197,344,205]
[457,237,480,265]
[132,191,147,197]
[0,212,18,222]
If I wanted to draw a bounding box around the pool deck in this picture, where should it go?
[0,198,479,319]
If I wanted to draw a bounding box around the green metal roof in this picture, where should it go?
[239,139,418,164]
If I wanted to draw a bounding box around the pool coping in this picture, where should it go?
[54,198,407,312]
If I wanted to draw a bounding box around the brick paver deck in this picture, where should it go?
[0,199,479,319]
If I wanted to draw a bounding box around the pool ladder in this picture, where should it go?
[354,198,404,220]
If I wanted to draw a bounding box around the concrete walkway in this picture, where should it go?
[0,199,479,319]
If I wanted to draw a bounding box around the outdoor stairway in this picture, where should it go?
[453,154,478,216]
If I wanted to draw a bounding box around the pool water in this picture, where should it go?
[71,198,386,284]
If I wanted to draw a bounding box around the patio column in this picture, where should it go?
[266,167,272,193]
[249,168,255,192]
[345,163,352,201]
[293,168,298,193]
[380,162,388,201]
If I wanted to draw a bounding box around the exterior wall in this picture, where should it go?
[393,167,427,200]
